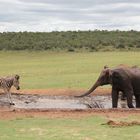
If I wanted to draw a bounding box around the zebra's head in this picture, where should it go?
[13,75,20,90]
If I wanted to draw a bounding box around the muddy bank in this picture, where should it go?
[0,93,135,110]
[105,120,140,127]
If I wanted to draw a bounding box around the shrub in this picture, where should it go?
[116,44,125,49]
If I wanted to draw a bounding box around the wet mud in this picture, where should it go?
[0,93,135,110]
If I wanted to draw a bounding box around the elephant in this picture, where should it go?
[76,65,140,108]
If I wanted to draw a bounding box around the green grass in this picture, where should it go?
[0,116,139,140]
[0,51,140,140]
[0,51,140,89]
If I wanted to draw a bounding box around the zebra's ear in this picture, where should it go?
[15,75,20,80]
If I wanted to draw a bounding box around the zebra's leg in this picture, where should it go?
[4,89,14,105]
[8,91,15,105]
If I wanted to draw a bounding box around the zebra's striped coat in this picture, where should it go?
[0,75,20,105]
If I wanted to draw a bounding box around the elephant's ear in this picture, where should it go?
[104,65,109,69]
[112,71,123,85]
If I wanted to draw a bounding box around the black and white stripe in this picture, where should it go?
[0,78,13,89]
[0,75,20,105]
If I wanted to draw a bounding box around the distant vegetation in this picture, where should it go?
[0,30,140,51]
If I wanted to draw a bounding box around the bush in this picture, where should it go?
[0,31,140,51]
[67,48,75,52]
[116,44,125,49]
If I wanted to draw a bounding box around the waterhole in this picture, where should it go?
[0,94,135,109]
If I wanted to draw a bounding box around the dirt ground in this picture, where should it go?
[0,87,140,120]
[0,108,140,120]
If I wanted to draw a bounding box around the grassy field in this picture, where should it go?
[0,116,139,140]
[0,51,140,89]
[0,51,140,140]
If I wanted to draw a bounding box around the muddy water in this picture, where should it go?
[0,94,135,109]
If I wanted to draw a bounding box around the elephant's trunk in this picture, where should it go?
[75,80,100,97]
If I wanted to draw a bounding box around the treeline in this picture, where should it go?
[0,30,140,51]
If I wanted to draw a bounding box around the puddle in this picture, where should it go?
[0,94,135,109]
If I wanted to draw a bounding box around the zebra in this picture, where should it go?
[0,74,20,105]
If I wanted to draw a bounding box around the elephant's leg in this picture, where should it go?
[135,95,140,108]
[125,90,134,108]
[112,89,119,108]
